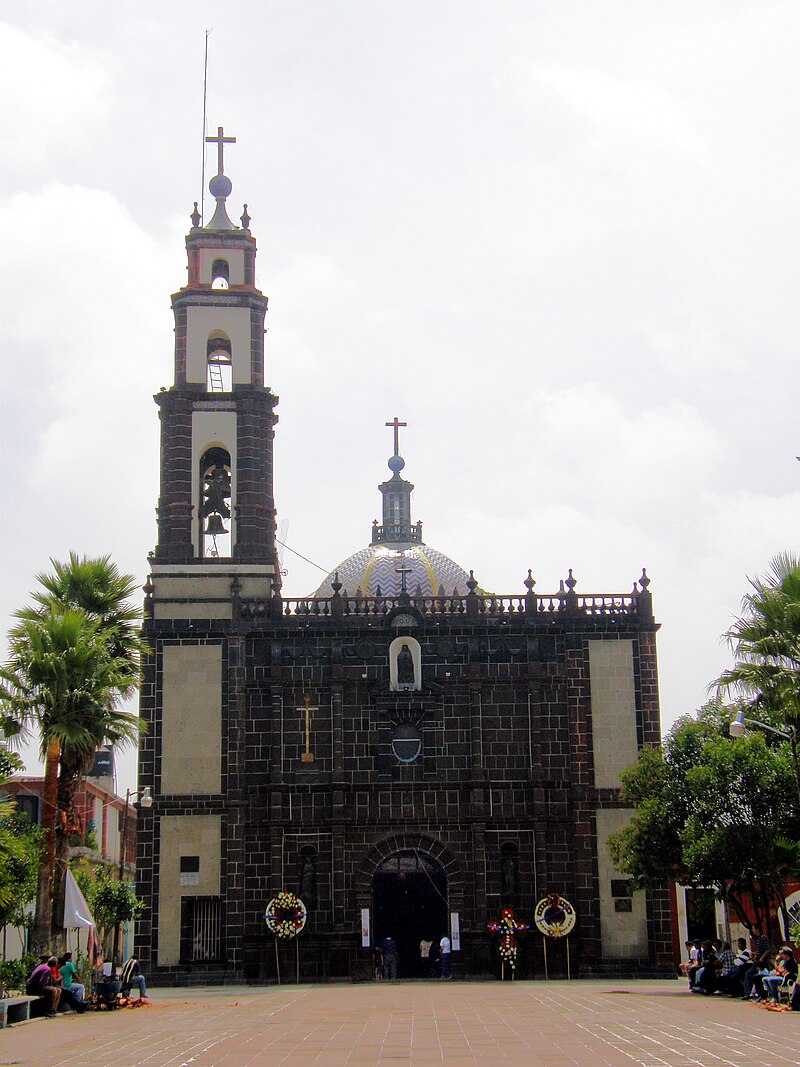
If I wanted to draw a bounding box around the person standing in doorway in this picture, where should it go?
[420,937,433,978]
[382,936,399,980]
[439,932,452,979]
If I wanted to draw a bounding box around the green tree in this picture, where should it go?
[0,802,42,942]
[717,552,800,727]
[608,705,800,940]
[88,871,146,958]
[9,555,146,952]
[0,610,129,955]
[0,745,41,934]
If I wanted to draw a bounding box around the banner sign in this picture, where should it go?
[361,908,371,947]
[450,912,460,951]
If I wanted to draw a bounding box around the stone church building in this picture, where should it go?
[135,135,673,983]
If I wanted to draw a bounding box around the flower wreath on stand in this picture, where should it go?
[265,891,308,940]
[487,908,529,975]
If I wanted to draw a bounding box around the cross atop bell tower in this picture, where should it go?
[207,125,236,174]
[205,125,238,230]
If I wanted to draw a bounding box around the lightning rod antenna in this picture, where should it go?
[200,29,211,225]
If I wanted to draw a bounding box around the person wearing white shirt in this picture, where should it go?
[439,934,451,979]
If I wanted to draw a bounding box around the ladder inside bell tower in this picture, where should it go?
[208,360,225,392]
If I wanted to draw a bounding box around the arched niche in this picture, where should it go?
[389,635,421,692]
[298,847,317,904]
[500,841,520,900]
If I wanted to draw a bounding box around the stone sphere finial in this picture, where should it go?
[209,173,233,199]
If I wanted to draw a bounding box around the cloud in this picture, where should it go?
[0,182,182,664]
[535,64,712,166]
[0,23,112,187]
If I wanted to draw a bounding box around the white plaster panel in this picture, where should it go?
[595,807,648,957]
[185,305,252,385]
[589,639,639,790]
[160,644,221,795]
[158,815,221,966]
[154,576,239,601]
[192,410,237,554]
[154,602,232,621]
[197,247,245,286]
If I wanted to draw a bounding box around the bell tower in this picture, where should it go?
[152,126,280,589]
[137,131,281,977]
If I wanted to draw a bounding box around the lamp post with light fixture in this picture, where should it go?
[113,787,152,964]
[729,709,800,809]
[118,786,152,880]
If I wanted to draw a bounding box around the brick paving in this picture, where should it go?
[0,981,797,1067]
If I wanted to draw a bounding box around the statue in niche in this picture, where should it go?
[501,851,518,897]
[396,642,415,686]
[300,854,316,901]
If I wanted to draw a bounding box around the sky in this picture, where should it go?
[1,2,798,794]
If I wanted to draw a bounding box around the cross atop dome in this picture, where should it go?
[373,418,420,544]
[385,417,407,475]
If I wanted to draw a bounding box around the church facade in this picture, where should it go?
[135,137,673,983]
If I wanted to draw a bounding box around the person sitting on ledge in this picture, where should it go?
[26,957,61,1017]
[727,937,751,997]
[712,939,737,995]
[59,952,86,1005]
[760,947,798,1010]
[120,954,148,1000]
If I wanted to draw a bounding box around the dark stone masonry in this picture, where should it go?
[135,137,673,984]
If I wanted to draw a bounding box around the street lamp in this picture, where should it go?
[113,787,152,966]
[118,787,152,880]
[729,710,800,808]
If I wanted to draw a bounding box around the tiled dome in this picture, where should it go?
[311,422,470,599]
[312,543,471,599]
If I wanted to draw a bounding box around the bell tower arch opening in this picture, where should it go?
[372,850,447,978]
[207,333,232,392]
[211,258,230,289]
[199,446,232,558]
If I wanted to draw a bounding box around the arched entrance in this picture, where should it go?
[372,849,448,978]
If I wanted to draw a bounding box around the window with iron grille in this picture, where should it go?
[180,896,222,963]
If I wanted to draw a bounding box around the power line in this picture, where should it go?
[276,537,332,575]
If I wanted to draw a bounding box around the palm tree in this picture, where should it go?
[20,552,144,671]
[11,554,146,951]
[0,608,137,955]
[717,552,800,726]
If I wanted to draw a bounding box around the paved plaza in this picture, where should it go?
[0,980,797,1067]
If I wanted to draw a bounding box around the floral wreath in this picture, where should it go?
[487,908,529,971]
[533,893,576,939]
[264,892,308,939]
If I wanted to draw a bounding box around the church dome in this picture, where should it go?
[313,542,471,599]
[310,419,471,598]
